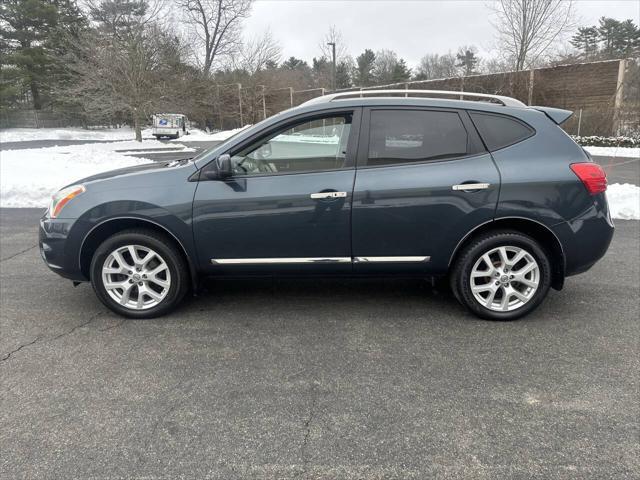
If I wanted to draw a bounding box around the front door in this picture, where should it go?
[351,107,500,274]
[193,109,361,274]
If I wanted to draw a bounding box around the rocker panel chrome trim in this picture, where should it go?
[210,257,352,265]
[210,256,431,265]
[353,256,430,263]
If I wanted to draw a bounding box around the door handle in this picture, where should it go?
[310,191,347,199]
[451,183,491,191]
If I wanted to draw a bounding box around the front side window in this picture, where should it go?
[230,114,352,176]
[367,110,469,166]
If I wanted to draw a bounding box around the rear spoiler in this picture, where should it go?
[531,106,573,125]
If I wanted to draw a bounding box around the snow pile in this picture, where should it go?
[208,126,251,141]
[583,146,640,158]
[0,140,184,207]
[169,128,211,141]
[607,183,640,220]
[0,127,154,143]
[169,126,251,142]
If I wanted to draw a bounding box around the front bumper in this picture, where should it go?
[39,216,88,282]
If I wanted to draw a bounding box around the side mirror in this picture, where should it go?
[203,154,232,180]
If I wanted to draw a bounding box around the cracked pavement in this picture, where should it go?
[1,193,639,476]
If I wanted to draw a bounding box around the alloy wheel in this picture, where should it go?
[101,244,171,310]
[469,246,540,312]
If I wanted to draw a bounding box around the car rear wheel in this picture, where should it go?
[450,231,552,320]
[90,229,189,319]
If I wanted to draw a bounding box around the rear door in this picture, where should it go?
[351,107,500,274]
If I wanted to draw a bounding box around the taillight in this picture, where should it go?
[570,163,607,195]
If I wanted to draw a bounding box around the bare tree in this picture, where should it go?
[233,30,281,75]
[63,2,190,141]
[491,0,574,71]
[177,0,252,75]
[414,53,459,80]
[319,25,348,61]
[372,49,402,85]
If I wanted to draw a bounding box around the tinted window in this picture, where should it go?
[367,110,469,166]
[470,112,534,151]
[230,115,351,175]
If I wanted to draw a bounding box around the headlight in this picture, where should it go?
[49,185,86,218]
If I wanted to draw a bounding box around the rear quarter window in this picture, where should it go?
[469,112,534,151]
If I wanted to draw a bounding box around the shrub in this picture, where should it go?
[572,135,640,147]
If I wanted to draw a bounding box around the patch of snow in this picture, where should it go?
[209,126,251,141]
[607,183,640,220]
[0,127,156,143]
[114,147,195,155]
[0,140,194,207]
[170,126,251,142]
[584,146,640,158]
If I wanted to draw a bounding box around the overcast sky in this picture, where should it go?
[243,0,640,67]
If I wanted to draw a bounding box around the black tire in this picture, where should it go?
[450,230,552,321]
[90,229,190,319]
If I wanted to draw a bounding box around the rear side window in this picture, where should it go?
[367,110,469,166]
[469,112,534,151]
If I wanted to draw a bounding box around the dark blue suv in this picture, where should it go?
[39,90,614,320]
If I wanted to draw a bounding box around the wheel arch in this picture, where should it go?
[79,217,198,287]
[449,217,566,290]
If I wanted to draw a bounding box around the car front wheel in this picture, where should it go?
[90,229,189,319]
[450,231,552,320]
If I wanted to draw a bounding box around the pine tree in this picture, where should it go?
[392,58,411,83]
[570,27,600,59]
[0,0,84,110]
[281,57,308,70]
[353,49,375,87]
[456,47,479,76]
[618,19,640,57]
[597,17,622,57]
[335,61,352,89]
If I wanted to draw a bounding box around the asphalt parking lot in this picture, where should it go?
[1,147,639,478]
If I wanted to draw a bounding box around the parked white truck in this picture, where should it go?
[152,114,190,139]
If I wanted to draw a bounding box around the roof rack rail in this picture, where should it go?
[301,89,526,108]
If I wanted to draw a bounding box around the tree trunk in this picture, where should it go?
[30,81,42,110]
[133,110,142,142]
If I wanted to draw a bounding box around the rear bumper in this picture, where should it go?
[153,128,180,136]
[39,216,88,282]
[552,195,614,277]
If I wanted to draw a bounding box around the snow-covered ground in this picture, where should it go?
[607,183,640,220]
[0,126,251,144]
[0,140,195,208]
[584,146,640,158]
[173,126,251,142]
[0,127,154,143]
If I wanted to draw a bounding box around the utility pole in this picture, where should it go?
[260,85,267,120]
[237,83,243,126]
[327,41,336,91]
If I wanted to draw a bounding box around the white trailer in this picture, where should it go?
[152,114,190,139]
